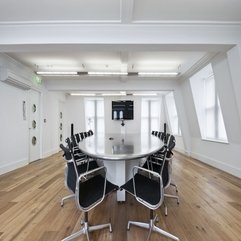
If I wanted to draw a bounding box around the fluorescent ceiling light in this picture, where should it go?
[102,93,126,96]
[88,72,128,76]
[138,72,178,76]
[37,71,78,76]
[133,93,157,96]
[70,93,96,96]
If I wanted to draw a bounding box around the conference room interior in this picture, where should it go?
[0,1,241,241]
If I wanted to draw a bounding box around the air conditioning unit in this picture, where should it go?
[0,67,31,90]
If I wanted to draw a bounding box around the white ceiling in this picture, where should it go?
[7,51,208,76]
[1,0,241,23]
[1,0,240,89]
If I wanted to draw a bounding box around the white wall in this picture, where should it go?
[178,46,241,178]
[42,90,66,158]
[1,24,241,177]
[65,95,143,136]
[64,94,186,154]
[0,54,67,174]
[0,82,29,174]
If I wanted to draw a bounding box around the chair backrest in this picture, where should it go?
[166,134,176,157]
[148,145,171,188]
[161,135,176,188]
[88,129,94,136]
[60,144,79,193]
[132,166,164,210]
[80,132,85,140]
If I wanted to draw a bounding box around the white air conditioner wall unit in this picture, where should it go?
[0,67,31,90]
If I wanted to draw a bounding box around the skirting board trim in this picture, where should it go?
[191,152,241,178]
[0,159,28,176]
[42,148,60,159]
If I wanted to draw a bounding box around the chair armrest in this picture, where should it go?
[78,166,106,181]
[133,166,162,180]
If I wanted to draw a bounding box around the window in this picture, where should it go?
[165,92,181,135]
[141,98,161,133]
[190,64,227,142]
[84,98,104,133]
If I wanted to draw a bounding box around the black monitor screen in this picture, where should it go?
[112,100,134,120]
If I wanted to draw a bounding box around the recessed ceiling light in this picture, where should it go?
[102,93,126,96]
[36,71,78,76]
[88,72,128,76]
[133,93,157,96]
[138,72,178,76]
[70,93,96,96]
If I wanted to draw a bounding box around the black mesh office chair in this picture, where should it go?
[60,137,99,207]
[60,143,80,207]
[120,162,179,241]
[62,166,119,241]
[143,134,179,216]
[69,134,99,173]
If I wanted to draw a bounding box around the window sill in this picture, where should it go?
[201,138,229,144]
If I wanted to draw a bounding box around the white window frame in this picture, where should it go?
[84,98,105,134]
[141,98,161,134]
[190,64,228,143]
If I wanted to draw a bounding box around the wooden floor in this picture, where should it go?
[0,152,241,241]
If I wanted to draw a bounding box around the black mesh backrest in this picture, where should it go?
[78,174,105,208]
[160,132,165,141]
[71,135,77,146]
[60,143,78,193]
[76,167,118,211]
[134,173,161,206]
[162,161,169,187]
[75,133,81,143]
[168,135,176,151]
[80,132,85,140]
[164,133,170,145]
[67,162,77,193]
[88,130,94,136]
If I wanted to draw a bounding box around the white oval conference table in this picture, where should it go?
[78,133,163,201]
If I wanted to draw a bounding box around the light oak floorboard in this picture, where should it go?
[0,151,241,241]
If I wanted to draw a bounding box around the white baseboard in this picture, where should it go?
[42,148,60,159]
[0,159,28,176]
[174,147,188,155]
[191,152,241,178]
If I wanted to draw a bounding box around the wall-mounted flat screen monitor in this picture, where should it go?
[112,100,134,120]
